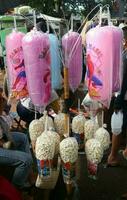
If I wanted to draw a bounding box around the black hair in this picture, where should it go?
[36,19,53,33]
[122,26,127,40]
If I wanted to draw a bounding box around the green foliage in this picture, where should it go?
[25,0,62,17]
[25,0,113,18]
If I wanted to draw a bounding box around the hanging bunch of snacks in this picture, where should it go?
[85,138,103,179]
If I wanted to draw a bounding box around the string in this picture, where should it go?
[99,6,103,25]
[13,15,17,30]
[70,4,111,61]
[68,4,102,66]
[71,14,74,31]
[34,106,37,119]
[101,110,104,127]
[78,98,80,112]
[39,13,65,66]
[44,115,48,131]
[33,10,36,28]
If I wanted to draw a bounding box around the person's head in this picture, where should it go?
[36,19,53,33]
[119,22,127,48]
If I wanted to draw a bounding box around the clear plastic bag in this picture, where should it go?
[111,111,123,135]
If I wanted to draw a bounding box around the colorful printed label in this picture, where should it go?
[37,159,52,177]
[62,162,76,184]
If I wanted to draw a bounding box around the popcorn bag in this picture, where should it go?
[84,119,99,141]
[94,127,110,151]
[54,112,67,140]
[35,116,60,189]
[60,137,78,184]
[85,138,103,180]
[35,133,55,178]
[29,119,44,150]
[72,112,86,150]
[36,156,61,189]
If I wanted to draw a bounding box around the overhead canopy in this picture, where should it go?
[0,0,25,14]
[38,13,64,23]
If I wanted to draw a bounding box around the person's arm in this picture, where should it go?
[120,55,127,100]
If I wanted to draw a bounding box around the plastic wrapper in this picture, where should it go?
[86,26,114,108]
[85,138,103,179]
[22,29,51,106]
[39,111,54,130]
[94,127,110,151]
[36,156,61,189]
[84,119,99,141]
[72,112,86,133]
[62,31,82,91]
[109,26,122,93]
[29,119,44,142]
[54,112,66,139]
[81,93,102,119]
[111,111,123,135]
[46,129,60,155]
[60,137,78,184]
[49,34,62,89]
[36,133,55,178]
[6,30,28,99]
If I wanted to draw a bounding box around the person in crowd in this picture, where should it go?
[36,18,54,33]
[16,89,60,126]
[0,94,35,191]
[107,25,127,166]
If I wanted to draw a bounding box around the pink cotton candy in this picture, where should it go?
[22,29,51,107]
[109,26,123,93]
[62,31,82,91]
[6,30,28,99]
[86,26,114,108]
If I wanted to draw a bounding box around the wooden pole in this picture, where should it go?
[63,67,69,99]
[63,67,70,138]
[63,66,74,195]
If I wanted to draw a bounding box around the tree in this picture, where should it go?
[25,0,114,18]
[25,0,98,17]
[25,0,63,17]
